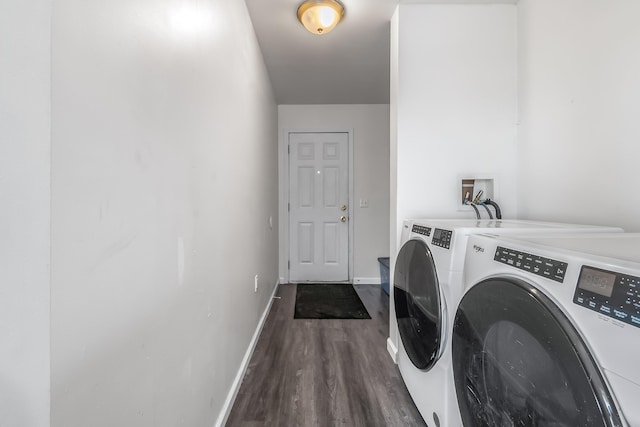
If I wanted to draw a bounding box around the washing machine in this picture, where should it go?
[393,219,623,427]
[454,232,640,426]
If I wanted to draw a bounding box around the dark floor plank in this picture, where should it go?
[226,284,425,427]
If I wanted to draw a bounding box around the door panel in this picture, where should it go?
[323,222,339,264]
[297,223,314,264]
[323,167,339,207]
[297,167,314,207]
[289,132,349,282]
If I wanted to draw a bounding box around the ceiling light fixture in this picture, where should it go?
[297,0,345,35]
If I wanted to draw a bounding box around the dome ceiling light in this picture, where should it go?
[297,0,345,35]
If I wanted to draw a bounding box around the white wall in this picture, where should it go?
[0,2,51,426]
[517,0,640,231]
[50,0,278,425]
[390,3,517,348]
[278,105,390,282]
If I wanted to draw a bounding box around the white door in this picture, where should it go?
[289,132,349,282]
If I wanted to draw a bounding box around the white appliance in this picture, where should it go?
[455,232,640,426]
[393,219,623,427]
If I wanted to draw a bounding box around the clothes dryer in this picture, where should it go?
[393,219,623,427]
[454,233,640,426]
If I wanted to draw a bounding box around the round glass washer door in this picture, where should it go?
[394,238,443,371]
[452,278,622,427]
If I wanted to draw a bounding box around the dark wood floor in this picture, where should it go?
[226,283,426,426]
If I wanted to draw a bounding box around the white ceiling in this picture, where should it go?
[245,0,400,105]
[245,0,518,105]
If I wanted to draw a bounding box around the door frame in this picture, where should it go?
[279,128,354,284]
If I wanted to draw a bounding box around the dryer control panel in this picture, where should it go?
[574,266,640,328]
[494,246,567,283]
[411,225,431,236]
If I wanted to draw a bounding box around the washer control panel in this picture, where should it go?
[494,246,567,283]
[412,225,432,236]
[432,228,452,249]
[574,266,640,328]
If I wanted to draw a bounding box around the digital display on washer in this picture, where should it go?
[577,267,615,297]
[431,228,452,249]
[574,265,640,328]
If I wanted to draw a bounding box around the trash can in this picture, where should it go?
[378,257,390,295]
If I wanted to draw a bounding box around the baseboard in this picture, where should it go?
[353,277,381,285]
[214,278,280,427]
[386,337,398,364]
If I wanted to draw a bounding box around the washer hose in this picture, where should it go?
[484,199,502,220]
[465,200,481,220]
[480,203,493,219]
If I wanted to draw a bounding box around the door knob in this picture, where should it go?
[340,216,347,223]
[341,205,347,211]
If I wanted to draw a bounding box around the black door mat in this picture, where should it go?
[294,284,371,319]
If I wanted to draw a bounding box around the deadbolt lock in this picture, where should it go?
[341,205,347,211]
